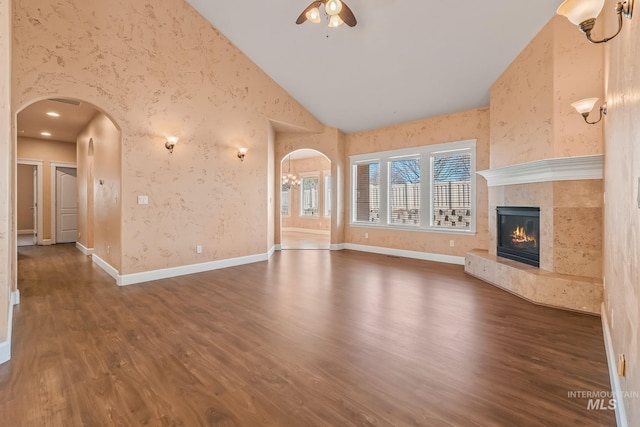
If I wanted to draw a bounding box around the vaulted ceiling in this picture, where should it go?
[187,0,562,133]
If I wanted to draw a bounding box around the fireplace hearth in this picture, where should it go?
[497,207,540,267]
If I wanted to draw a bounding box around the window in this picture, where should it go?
[354,162,380,223]
[300,175,319,217]
[281,185,290,216]
[431,152,471,229]
[389,158,420,225]
[324,171,331,218]
[350,139,476,233]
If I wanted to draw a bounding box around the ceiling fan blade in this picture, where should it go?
[339,1,357,27]
[296,1,323,24]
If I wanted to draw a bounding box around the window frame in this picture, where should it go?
[281,186,291,217]
[323,170,331,218]
[299,172,320,218]
[349,139,477,234]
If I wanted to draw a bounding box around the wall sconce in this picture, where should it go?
[571,97,607,124]
[165,136,179,153]
[557,0,634,44]
[237,147,248,162]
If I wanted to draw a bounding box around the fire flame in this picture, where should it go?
[511,225,537,246]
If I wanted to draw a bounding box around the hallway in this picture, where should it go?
[0,244,615,426]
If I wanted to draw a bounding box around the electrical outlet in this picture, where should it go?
[138,195,149,205]
[196,245,202,254]
[450,240,455,247]
[364,232,368,239]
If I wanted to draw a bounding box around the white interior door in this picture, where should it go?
[56,167,78,243]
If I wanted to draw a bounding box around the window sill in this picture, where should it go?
[300,215,320,219]
[349,222,476,235]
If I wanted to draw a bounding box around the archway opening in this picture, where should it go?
[280,149,331,250]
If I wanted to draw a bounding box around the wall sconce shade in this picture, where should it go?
[165,136,179,153]
[237,147,248,162]
[557,0,634,44]
[571,97,607,124]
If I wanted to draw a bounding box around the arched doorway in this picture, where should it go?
[13,96,122,291]
[280,149,331,250]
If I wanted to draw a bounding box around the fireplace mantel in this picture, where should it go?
[477,154,603,187]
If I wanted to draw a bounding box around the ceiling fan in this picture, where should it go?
[296,0,357,28]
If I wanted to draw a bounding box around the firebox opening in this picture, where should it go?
[497,207,540,267]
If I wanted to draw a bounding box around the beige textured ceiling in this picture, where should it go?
[17,99,98,143]
[187,0,562,133]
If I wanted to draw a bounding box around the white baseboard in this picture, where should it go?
[75,242,94,255]
[92,254,120,282]
[0,298,15,364]
[601,303,628,427]
[11,290,20,305]
[267,245,276,258]
[330,243,345,251]
[344,243,465,265]
[41,239,52,246]
[274,244,282,251]
[282,227,330,236]
[17,229,34,235]
[117,251,270,286]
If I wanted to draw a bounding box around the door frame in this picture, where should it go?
[50,161,77,245]
[17,158,44,245]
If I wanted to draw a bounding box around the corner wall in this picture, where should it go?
[0,0,11,352]
[602,2,640,424]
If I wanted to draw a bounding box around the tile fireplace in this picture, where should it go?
[496,206,540,267]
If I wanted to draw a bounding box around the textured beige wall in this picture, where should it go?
[16,163,34,231]
[344,108,490,257]
[490,17,604,168]
[77,113,120,270]
[12,0,323,274]
[602,4,640,424]
[16,137,76,241]
[276,128,345,246]
[281,156,331,232]
[0,0,10,342]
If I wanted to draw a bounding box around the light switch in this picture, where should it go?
[138,195,149,205]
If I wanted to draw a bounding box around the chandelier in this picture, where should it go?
[282,155,300,189]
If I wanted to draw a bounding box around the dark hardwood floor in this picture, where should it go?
[0,244,614,426]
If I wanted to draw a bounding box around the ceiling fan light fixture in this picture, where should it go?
[328,14,344,27]
[305,7,321,23]
[325,0,343,16]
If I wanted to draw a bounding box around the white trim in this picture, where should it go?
[601,303,628,427]
[17,159,44,245]
[282,227,330,235]
[349,139,477,234]
[274,244,282,251]
[477,154,604,187]
[0,299,14,364]
[76,242,94,255]
[344,243,465,265]
[11,290,20,305]
[41,239,52,246]
[117,252,269,286]
[17,229,34,235]
[267,245,276,258]
[49,162,77,244]
[330,243,345,250]
[91,254,119,282]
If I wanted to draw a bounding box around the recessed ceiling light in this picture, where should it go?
[40,132,51,136]
[46,112,60,117]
